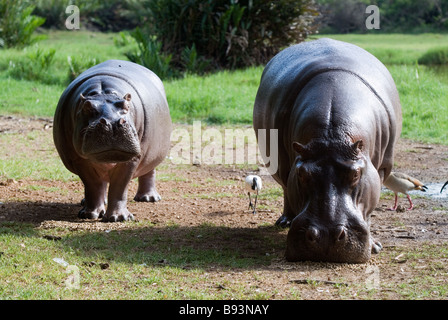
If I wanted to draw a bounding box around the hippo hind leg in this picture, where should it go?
[134,169,161,202]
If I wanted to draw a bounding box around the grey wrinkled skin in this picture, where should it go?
[253,39,402,263]
[54,60,172,222]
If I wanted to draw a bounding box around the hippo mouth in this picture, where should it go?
[286,228,372,263]
[285,214,372,263]
[88,149,141,163]
[79,117,141,163]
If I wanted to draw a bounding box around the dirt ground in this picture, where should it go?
[1,115,448,299]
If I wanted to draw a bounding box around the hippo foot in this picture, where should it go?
[371,238,383,254]
[134,190,161,202]
[78,207,105,220]
[275,215,291,228]
[101,209,135,222]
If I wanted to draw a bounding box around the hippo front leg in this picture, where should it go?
[76,165,108,219]
[275,192,296,228]
[134,169,161,202]
[370,237,383,254]
[102,162,137,222]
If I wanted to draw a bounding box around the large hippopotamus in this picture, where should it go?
[254,38,402,263]
[53,60,171,222]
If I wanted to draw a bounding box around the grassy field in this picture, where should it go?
[0,31,448,141]
[1,31,448,301]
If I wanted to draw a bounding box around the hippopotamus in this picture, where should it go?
[53,60,171,222]
[253,38,402,263]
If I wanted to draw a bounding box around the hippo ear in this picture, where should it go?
[292,142,307,156]
[81,100,96,115]
[123,93,131,102]
[115,96,130,112]
[352,139,364,152]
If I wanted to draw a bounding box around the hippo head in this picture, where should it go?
[285,138,381,263]
[73,93,141,163]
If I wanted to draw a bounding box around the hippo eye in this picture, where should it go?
[297,165,311,185]
[349,168,361,186]
[114,100,129,114]
[81,100,99,116]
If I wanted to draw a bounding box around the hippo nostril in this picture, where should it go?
[335,226,346,242]
[99,118,107,125]
[305,226,319,243]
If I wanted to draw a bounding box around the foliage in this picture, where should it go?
[0,0,46,48]
[316,0,448,33]
[124,28,177,80]
[7,47,57,84]
[33,0,137,31]
[418,47,448,65]
[317,0,370,33]
[1,31,448,143]
[67,55,99,83]
[126,0,319,74]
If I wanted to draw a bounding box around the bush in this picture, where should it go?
[8,47,57,84]
[0,0,46,48]
[124,28,177,80]
[418,47,448,65]
[316,0,448,33]
[33,0,138,31]
[127,0,319,73]
[67,55,99,83]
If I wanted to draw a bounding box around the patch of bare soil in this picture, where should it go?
[1,115,448,299]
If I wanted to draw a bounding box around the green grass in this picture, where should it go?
[314,33,448,65]
[166,67,260,124]
[1,31,448,300]
[0,221,283,299]
[0,127,77,181]
[1,31,448,143]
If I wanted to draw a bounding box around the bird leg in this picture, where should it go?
[252,191,259,215]
[248,192,253,210]
[406,194,414,210]
[388,193,398,211]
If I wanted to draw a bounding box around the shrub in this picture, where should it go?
[33,0,138,31]
[124,28,178,80]
[418,47,448,65]
[8,48,57,84]
[127,0,319,73]
[0,0,45,48]
[67,55,99,83]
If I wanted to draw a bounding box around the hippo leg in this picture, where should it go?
[102,162,137,222]
[78,176,107,220]
[275,192,295,228]
[133,169,161,202]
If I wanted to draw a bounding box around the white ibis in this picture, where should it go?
[383,172,427,211]
[245,175,262,214]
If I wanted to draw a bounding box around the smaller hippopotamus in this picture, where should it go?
[53,60,172,222]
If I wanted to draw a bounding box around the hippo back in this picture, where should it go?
[254,38,402,183]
